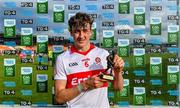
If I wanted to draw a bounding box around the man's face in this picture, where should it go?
[70,23,92,49]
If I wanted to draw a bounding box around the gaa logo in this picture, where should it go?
[69,62,78,67]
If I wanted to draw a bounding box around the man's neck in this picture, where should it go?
[74,43,90,52]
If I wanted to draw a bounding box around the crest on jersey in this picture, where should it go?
[95,57,101,64]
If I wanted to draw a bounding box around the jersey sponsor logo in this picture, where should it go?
[71,75,91,86]
[81,58,90,62]
[69,62,78,67]
[66,69,108,88]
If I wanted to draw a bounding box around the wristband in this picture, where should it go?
[77,83,83,92]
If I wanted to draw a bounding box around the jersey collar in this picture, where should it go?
[70,43,95,55]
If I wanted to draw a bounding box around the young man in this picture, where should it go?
[54,12,124,108]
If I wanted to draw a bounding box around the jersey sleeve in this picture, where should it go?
[54,55,67,80]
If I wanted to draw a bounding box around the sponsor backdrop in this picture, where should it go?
[0,0,179,107]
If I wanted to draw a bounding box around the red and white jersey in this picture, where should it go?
[54,44,110,108]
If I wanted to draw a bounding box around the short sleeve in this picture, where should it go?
[54,55,67,80]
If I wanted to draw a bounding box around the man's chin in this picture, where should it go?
[77,41,85,45]
[76,42,85,47]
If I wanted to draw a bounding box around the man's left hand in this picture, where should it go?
[113,54,124,73]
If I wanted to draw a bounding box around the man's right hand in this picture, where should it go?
[82,74,108,90]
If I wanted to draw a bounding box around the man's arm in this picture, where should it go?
[55,76,108,104]
[112,55,124,91]
[112,71,123,90]
[55,80,80,104]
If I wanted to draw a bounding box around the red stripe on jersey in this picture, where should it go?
[66,69,108,88]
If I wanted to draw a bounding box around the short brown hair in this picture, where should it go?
[68,12,93,31]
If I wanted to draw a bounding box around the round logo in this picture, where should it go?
[95,57,101,64]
